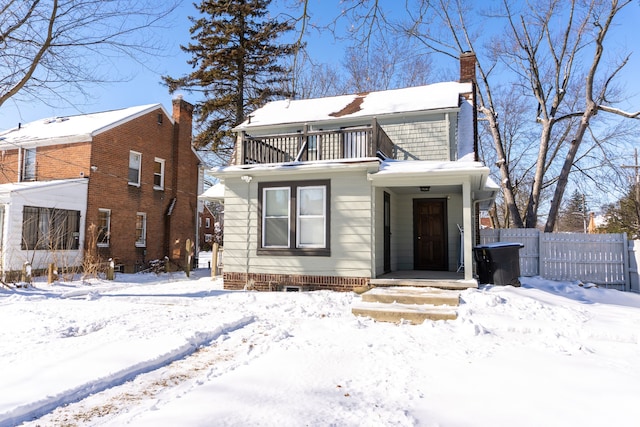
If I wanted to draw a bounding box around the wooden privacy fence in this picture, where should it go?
[480,229,632,291]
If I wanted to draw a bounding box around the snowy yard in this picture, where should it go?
[1,269,639,426]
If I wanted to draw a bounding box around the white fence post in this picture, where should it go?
[630,240,640,293]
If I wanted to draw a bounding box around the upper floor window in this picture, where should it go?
[128,151,142,186]
[258,180,330,256]
[97,209,111,247]
[205,217,211,228]
[135,212,146,247]
[153,158,165,190]
[22,206,80,250]
[22,148,36,181]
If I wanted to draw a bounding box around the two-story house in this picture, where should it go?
[0,98,201,278]
[209,53,498,291]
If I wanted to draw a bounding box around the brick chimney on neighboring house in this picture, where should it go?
[167,96,197,265]
[459,51,476,83]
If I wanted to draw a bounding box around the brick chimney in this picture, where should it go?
[172,96,194,131]
[459,51,476,83]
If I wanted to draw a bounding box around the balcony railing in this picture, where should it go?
[241,118,395,165]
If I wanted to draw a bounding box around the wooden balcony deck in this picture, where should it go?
[240,119,395,164]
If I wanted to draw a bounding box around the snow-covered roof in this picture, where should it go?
[0,104,167,148]
[236,82,473,130]
[0,178,89,204]
[198,182,225,202]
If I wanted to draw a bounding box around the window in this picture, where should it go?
[22,206,80,250]
[297,186,326,248]
[135,212,146,247]
[153,158,165,190]
[205,217,211,228]
[22,148,36,181]
[97,209,111,247]
[128,151,142,186]
[204,234,213,243]
[258,180,330,256]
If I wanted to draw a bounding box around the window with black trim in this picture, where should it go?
[258,180,330,256]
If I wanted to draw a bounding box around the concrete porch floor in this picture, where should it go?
[370,270,476,290]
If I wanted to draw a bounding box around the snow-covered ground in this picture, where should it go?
[1,267,639,427]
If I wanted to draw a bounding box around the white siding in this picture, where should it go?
[1,180,88,273]
[222,169,374,278]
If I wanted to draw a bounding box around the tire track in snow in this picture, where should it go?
[12,316,255,427]
[19,316,286,426]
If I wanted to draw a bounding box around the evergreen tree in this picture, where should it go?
[600,184,640,239]
[557,190,587,232]
[163,0,296,163]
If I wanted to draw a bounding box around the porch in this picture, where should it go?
[371,270,476,290]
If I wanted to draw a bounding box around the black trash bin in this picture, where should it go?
[473,242,524,286]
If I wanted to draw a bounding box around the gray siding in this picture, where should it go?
[382,116,451,161]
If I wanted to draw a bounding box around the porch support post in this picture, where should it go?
[462,179,474,281]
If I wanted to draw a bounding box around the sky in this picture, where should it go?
[1,260,640,426]
[0,1,349,132]
[1,1,638,132]
[0,0,639,207]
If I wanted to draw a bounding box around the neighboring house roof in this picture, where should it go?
[0,104,169,148]
[0,178,89,203]
[235,82,473,130]
[198,182,225,202]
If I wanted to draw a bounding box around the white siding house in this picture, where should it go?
[208,53,498,291]
[0,179,88,278]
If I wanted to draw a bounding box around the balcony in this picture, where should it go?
[240,119,395,165]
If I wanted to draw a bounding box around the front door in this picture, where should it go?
[413,199,448,270]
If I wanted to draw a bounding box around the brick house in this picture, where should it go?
[0,98,201,277]
[199,204,217,251]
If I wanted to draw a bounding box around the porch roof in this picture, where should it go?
[209,158,381,178]
[0,178,89,203]
[198,182,225,202]
[368,160,498,209]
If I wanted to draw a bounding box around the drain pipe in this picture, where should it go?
[241,175,253,287]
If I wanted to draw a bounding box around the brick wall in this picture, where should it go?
[85,102,199,272]
[0,143,92,183]
[223,272,370,292]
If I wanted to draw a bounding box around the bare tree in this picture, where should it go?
[293,0,639,230]
[0,0,178,111]
[341,38,433,93]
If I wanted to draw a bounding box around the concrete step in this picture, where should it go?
[361,286,460,306]
[368,279,477,290]
[352,301,457,324]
